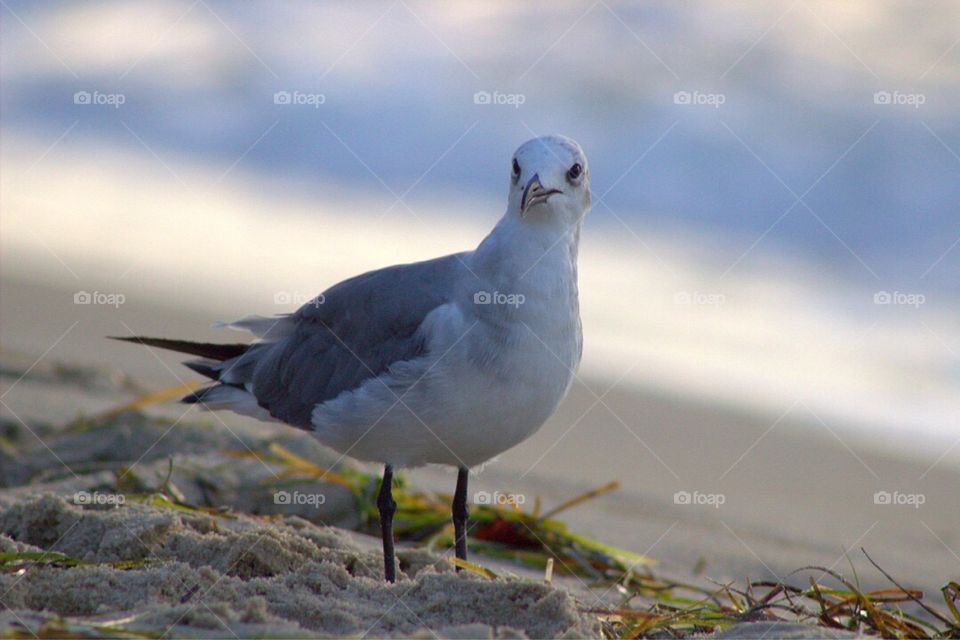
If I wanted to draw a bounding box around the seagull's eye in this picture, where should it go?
[512,158,521,176]
[567,163,583,181]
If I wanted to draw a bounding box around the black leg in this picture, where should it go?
[377,464,397,583]
[452,466,469,568]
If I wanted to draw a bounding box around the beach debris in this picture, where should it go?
[3,407,957,638]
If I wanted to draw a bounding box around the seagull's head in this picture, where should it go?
[508,135,590,225]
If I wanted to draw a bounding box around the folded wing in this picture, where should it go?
[188,252,467,428]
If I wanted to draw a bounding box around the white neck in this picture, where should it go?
[466,208,582,317]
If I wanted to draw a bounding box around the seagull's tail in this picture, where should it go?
[108,336,252,403]
[111,315,294,421]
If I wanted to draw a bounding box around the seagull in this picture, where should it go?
[114,135,590,582]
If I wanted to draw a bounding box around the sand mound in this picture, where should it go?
[0,495,599,638]
[0,407,599,637]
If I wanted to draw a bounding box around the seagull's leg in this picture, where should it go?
[377,464,397,583]
[452,466,469,568]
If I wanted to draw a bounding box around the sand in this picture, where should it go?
[0,496,597,638]
[0,348,613,639]
[2,277,958,637]
[0,390,601,638]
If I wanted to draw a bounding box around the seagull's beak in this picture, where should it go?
[520,174,562,216]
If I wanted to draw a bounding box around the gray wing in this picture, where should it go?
[237,252,468,428]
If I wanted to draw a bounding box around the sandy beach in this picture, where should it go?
[3,2,959,633]
[2,276,958,637]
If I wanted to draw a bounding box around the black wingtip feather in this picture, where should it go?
[184,360,221,380]
[108,336,249,361]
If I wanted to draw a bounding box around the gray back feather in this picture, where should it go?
[242,252,467,428]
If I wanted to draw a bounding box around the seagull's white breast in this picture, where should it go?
[309,217,582,468]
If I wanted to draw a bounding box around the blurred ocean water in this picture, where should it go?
[3,1,959,292]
